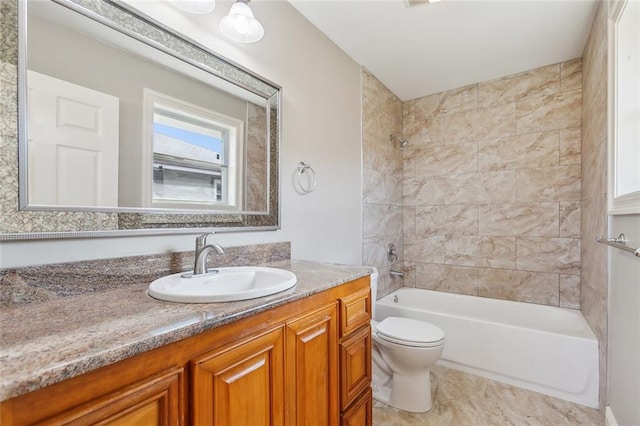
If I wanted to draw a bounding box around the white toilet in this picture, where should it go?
[370,269,445,413]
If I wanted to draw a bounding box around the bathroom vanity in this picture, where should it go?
[0,261,373,425]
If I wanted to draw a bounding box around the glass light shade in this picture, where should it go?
[172,0,216,14]
[219,1,264,43]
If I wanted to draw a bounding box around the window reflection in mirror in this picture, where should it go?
[146,90,244,209]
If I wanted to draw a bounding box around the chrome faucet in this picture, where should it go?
[192,233,225,276]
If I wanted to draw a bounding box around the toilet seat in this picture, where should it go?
[375,317,445,348]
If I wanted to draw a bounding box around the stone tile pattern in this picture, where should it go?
[373,366,604,426]
[362,68,405,297]
[245,102,268,212]
[581,0,608,411]
[402,60,583,308]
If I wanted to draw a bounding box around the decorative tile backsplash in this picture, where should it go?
[401,59,583,308]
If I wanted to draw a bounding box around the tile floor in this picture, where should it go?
[373,366,604,426]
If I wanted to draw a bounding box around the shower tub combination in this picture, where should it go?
[375,288,599,408]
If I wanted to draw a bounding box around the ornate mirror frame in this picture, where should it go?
[0,0,281,240]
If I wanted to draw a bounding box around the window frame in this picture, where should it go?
[142,88,245,211]
[608,0,640,215]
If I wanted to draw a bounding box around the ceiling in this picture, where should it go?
[288,0,599,101]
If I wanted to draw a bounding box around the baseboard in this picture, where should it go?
[605,406,619,426]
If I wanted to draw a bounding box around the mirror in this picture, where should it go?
[0,0,280,238]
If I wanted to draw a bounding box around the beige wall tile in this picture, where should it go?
[516,90,582,134]
[444,103,516,142]
[559,127,582,165]
[403,100,415,125]
[582,139,607,202]
[403,176,449,206]
[363,235,403,267]
[414,84,478,119]
[375,265,404,298]
[446,171,516,204]
[363,139,403,176]
[516,165,581,202]
[362,68,402,118]
[363,168,403,205]
[403,117,445,146]
[478,131,559,171]
[415,263,479,296]
[403,261,416,288]
[478,203,559,237]
[445,235,516,269]
[559,274,581,309]
[560,59,583,92]
[363,204,403,239]
[582,236,608,298]
[416,205,478,235]
[396,59,584,311]
[559,201,581,238]
[414,143,478,177]
[478,63,560,108]
[403,206,416,235]
[403,148,416,177]
[516,237,580,275]
[581,196,607,252]
[404,234,445,263]
[478,268,560,305]
[581,282,607,345]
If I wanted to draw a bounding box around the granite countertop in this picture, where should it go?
[0,259,372,401]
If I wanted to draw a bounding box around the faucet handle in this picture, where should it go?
[195,232,215,250]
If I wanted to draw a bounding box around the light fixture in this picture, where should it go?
[219,0,264,43]
[172,0,216,14]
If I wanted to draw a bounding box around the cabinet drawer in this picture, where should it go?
[340,388,372,426]
[340,325,371,410]
[339,287,371,337]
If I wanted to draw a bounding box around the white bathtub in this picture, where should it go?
[375,288,599,408]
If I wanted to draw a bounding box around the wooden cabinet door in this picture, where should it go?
[190,327,285,426]
[35,368,184,426]
[340,326,372,410]
[285,303,339,426]
[341,389,372,426]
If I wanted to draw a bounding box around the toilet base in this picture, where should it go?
[372,370,434,413]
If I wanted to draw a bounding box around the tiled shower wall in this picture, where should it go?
[362,68,404,298]
[401,61,583,308]
[581,0,608,409]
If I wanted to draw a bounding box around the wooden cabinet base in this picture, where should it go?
[0,276,372,426]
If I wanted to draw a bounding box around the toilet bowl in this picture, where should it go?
[369,269,445,413]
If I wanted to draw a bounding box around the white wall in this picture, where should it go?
[607,214,640,425]
[0,0,363,268]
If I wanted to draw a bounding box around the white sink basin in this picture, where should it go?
[148,267,297,303]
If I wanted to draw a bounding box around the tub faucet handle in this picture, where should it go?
[387,243,398,262]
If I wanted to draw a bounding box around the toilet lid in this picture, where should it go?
[376,317,445,348]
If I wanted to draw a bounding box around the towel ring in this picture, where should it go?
[296,162,317,194]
